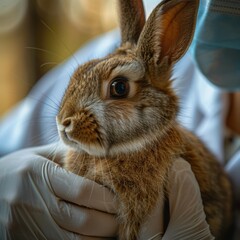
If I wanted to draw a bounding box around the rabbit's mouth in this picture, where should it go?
[57,125,78,147]
[57,121,107,157]
[61,129,78,145]
[60,131,107,157]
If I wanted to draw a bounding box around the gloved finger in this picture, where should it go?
[63,227,116,240]
[45,160,117,214]
[52,199,118,236]
[33,142,67,165]
[138,196,164,240]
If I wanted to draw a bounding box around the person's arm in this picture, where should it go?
[0,144,118,239]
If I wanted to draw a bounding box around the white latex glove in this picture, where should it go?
[0,144,214,240]
[139,159,214,240]
[163,160,214,240]
[0,144,118,239]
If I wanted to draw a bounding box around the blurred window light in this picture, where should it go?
[0,0,28,34]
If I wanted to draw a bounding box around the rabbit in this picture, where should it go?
[56,0,233,239]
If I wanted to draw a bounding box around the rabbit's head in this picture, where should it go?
[57,0,199,157]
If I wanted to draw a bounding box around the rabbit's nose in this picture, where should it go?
[62,118,72,128]
[56,116,77,143]
[61,117,74,134]
[56,116,73,132]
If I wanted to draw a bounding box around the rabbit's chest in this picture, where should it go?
[65,150,170,198]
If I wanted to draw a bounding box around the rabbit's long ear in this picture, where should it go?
[118,0,145,45]
[137,0,199,86]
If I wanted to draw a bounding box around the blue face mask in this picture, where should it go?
[192,0,240,91]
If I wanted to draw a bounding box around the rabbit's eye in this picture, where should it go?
[110,77,129,99]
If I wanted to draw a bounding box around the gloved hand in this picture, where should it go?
[0,144,214,240]
[0,144,118,239]
[139,159,214,240]
[0,143,166,240]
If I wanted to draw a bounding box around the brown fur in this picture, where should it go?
[118,0,145,44]
[57,0,233,239]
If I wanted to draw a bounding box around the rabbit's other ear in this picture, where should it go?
[137,0,199,87]
[118,0,145,45]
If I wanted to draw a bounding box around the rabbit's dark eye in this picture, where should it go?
[110,77,129,99]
